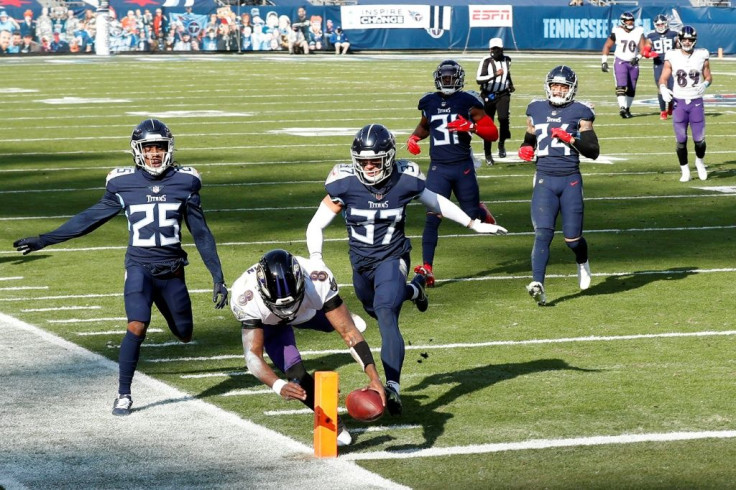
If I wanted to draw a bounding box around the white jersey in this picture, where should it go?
[609,25,644,62]
[230,256,339,327]
[665,48,710,100]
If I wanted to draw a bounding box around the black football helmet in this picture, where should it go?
[678,25,697,52]
[545,65,578,106]
[256,249,305,321]
[619,11,635,31]
[654,14,668,34]
[351,124,396,185]
[130,119,175,176]
[434,60,464,95]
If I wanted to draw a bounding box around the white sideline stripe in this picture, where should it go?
[351,425,422,434]
[181,370,248,379]
[221,388,273,396]
[106,340,198,349]
[77,328,163,336]
[48,317,127,323]
[23,305,101,312]
[341,430,736,461]
[0,286,48,291]
[265,408,348,416]
[0,276,23,281]
[3,267,736,304]
[145,330,736,364]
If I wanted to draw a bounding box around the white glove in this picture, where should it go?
[469,219,507,235]
[696,81,710,97]
[659,84,673,104]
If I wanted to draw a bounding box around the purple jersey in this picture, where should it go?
[417,90,484,165]
[525,100,595,176]
[324,160,426,271]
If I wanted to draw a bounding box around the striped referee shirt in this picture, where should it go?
[476,54,512,95]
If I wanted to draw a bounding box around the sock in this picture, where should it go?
[118,330,145,395]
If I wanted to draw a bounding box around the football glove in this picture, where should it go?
[550,128,573,144]
[696,81,710,97]
[659,84,674,104]
[446,115,474,133]
[213,282,229,309]
[469,219,507,235]
[406,135,421,155]
[518,146,536,162]
[629,56,641,66]
[601,62,609,73]
[13,236,44,255]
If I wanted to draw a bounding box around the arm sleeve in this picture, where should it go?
[306,201,338,260]
[184,192,225,284]
[573,129,600,160]
[39,191,122,247]
[418,189,472,227]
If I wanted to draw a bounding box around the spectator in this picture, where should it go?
[49,31,70,52]
[76,23,95,53]
[201,28,217,51]
[658,26,712,182]
[36,8,53,43]
[288,23,308,54]
[0,11,19,34]
[231,249,385,446]
[173,31,197,51]
[330,26,349,55]
[19,32,41,53]
[64,10,80,40]
[278,15,291,51]
[323,18,334,50]
[292,6,309,39]
[0,29,12,54]
[19,10,35,39]
[7,30,21,53]
[308,15,322,52]
[216,23,236,52]
[476,37,515,165]
[152,8,166,46]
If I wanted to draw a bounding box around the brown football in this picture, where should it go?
[346,388,384,422]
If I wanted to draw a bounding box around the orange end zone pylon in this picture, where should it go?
[314,371,338,458]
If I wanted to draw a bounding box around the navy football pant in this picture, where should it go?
[352,256,410,385]
[530,173,586,284]
[422,160,484,266]
[118,265,193,394]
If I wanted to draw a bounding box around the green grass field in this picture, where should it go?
[2,52,736,488]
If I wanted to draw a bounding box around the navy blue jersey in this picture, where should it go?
[646,30,678,66]
[418,90,484,165]
[39,166,223,281]
[525,100,595,177]
[324,159,426,272]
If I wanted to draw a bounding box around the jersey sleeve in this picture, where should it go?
[324,163,353,205]
[396,160,426,197]
[38,188,122,247]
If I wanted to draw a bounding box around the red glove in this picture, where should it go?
[446,115,474,133]
[641,45,659,59]
[407,135,422,155]
[518,146,535,162]
[550,127,573,144]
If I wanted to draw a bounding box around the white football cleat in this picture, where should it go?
[337,417,352,447]
[578,261,592,290]
[679,166,691,182]
[526,281,546,306]
[350,313,367,333]
[695,159,708,180]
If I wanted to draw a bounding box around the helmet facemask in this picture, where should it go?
[620,12,635,31]
[654,15,668,34]
[679,26,697,53]
[434,61,465,95]
[544,66,578,106]
[130,119,175,176]
[351,124,396,186]
[256,250,305,321]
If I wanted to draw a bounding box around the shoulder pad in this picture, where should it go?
[325,163,354,185]
[106,167,135,184]
[176,166,202,181]
[418,92,435,107]
[578,100,596,113]
[396,159,423,178]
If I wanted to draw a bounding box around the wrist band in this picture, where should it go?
[272,379,287,395]
[349,341,375,371]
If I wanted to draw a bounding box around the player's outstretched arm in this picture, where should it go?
[418,189,507,234]
[242,326,307,401]
[306,196,341,263]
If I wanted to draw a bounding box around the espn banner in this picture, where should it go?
[468,5,513,28]
[340,5,451,30]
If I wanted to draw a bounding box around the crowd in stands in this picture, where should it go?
[0,4,349,55]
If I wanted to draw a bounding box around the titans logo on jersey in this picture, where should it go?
[647,30,678,66]
[418,91,484,165]
[325,160,425,270]
[526,100,595,177]
[105,166,202,264]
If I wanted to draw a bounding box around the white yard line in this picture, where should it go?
[0,312,407,489]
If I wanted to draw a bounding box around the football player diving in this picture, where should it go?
[406,60,500,287]
[231,249,385,446]
[13,119,228,416]
[517,66,600,306]
[307,123,507,415]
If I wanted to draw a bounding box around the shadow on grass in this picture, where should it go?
[349,358,597,452]
[547,266,699,306]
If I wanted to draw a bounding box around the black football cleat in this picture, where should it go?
[498,142,506,158]
[112,394,133,416]
[619,107,628,119]
[384,385,403,416]
[624,108,633,119]
[410,274,429,312]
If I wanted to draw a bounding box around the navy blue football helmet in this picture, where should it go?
[619,11,635,31]
[130,119,174,176]
[678,26,697,52]
[351,124,396,185]
[654,14,668,34]
[545,66,578,106]
[434,60,465,95]
[256,249,305,321]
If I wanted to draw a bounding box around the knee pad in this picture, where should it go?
[615,86,627,97]
[694,140,706,159]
